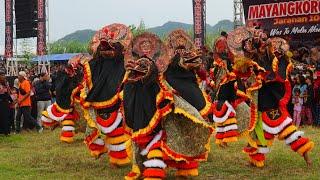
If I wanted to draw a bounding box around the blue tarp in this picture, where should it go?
[32,53,82,62]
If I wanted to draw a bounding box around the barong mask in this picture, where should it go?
[65,54,92,77]
[89,23,132,59]
[125,32,169,83]
[166,30,202,70]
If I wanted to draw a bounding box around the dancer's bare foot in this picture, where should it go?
[109,163,119,169]
[218,142,228,148]
[303,152,312,167]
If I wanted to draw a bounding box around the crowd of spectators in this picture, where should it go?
[0,63,61,135]
[289,46,320,127]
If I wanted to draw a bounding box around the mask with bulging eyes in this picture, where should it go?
[167,30,202,70]
[126,57,154,83]
[125,32,167,83]
[89,23,132,59]
[177,48,202,70]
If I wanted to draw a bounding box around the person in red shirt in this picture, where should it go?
[15,71,42,133]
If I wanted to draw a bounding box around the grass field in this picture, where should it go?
[0,127,319,180]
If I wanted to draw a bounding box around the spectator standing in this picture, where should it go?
[0,75,13,135]
[8,86,18,133]
[15,71,43,133]
[292,88,303,127]
[301,76,314,125]
[35,73,52,126]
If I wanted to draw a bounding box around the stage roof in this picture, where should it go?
[32,53,83,62]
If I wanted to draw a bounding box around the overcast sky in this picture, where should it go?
[0,0,233,53]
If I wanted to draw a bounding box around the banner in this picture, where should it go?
[243,0,320,47]
[37,0,46,55]
[5,0,13,58]
[193,0,206,48]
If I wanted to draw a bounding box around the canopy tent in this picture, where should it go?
[32,53,83,62]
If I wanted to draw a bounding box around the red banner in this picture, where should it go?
[193,0,206,48]
[243,0,320,47]
[5,0,13,58]
[37,0,46,55]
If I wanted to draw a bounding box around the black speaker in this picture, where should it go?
[15,0,38,38]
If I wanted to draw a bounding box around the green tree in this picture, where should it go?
[130,19,147,37]
[49,41,89,54]
[20,39,35,66]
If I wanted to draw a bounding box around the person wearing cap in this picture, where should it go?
[15,71,43,133]
[34,72,51,126]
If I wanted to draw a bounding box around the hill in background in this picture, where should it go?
[57,20,234,42]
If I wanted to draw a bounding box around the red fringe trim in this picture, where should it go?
[279,80,291,107]
[134,136,153,148]
[61,131,74,137]
[96,111,117,127]
[262,110,289,127]
[215,132,224,139]
[243,147,257,154]
[216,130,239,139]
[165,160,199,169]
[107,127,125,137]
[264,131,275,140]
[249,153,265,161]
[291,137,309,151]
[108,150,128,159]
[212,102,228,117]
[89,143,105,151]
[51,104,68,118]
[150,142,162,151]
[143,168,166,178]
[161,142,207,162]
[84,129,99,145]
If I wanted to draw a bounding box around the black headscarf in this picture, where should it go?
[164,56,206,111]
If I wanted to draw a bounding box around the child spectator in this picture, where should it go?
[301,76,314,125]
[8,86,18,133]
[292,88,303,127]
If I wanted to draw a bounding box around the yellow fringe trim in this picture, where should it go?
[286,60,293,79]
[125,140,133,160]
[174,108,213,129]
[199,90,212,117]
[249,159,264,168]
[70,86,81,106]
[82,107,98,129]
[223,117,237,125]
[89,93,119,108]
[109,156,131,166]
[60,136,74,143]
[55,103,72,114]
[119,90,124,101]
[106,134,130,145]
[272,56,279,73]
[61,120,75,126]
[236,89,251,100]
[215,139,223,145]
[222,137,238,143]
[90,148,107,158]
[245,135,258,149]
[83,62,93,89]
[147,149,163,159]
[297,141,315,156]
[132,110,161,139]
[176,168,199,177]
[125,166,141,180]
[278,125,297,140]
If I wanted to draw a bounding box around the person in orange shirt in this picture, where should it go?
[15,71,43,133]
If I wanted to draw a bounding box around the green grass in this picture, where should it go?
[0,127,319,180]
